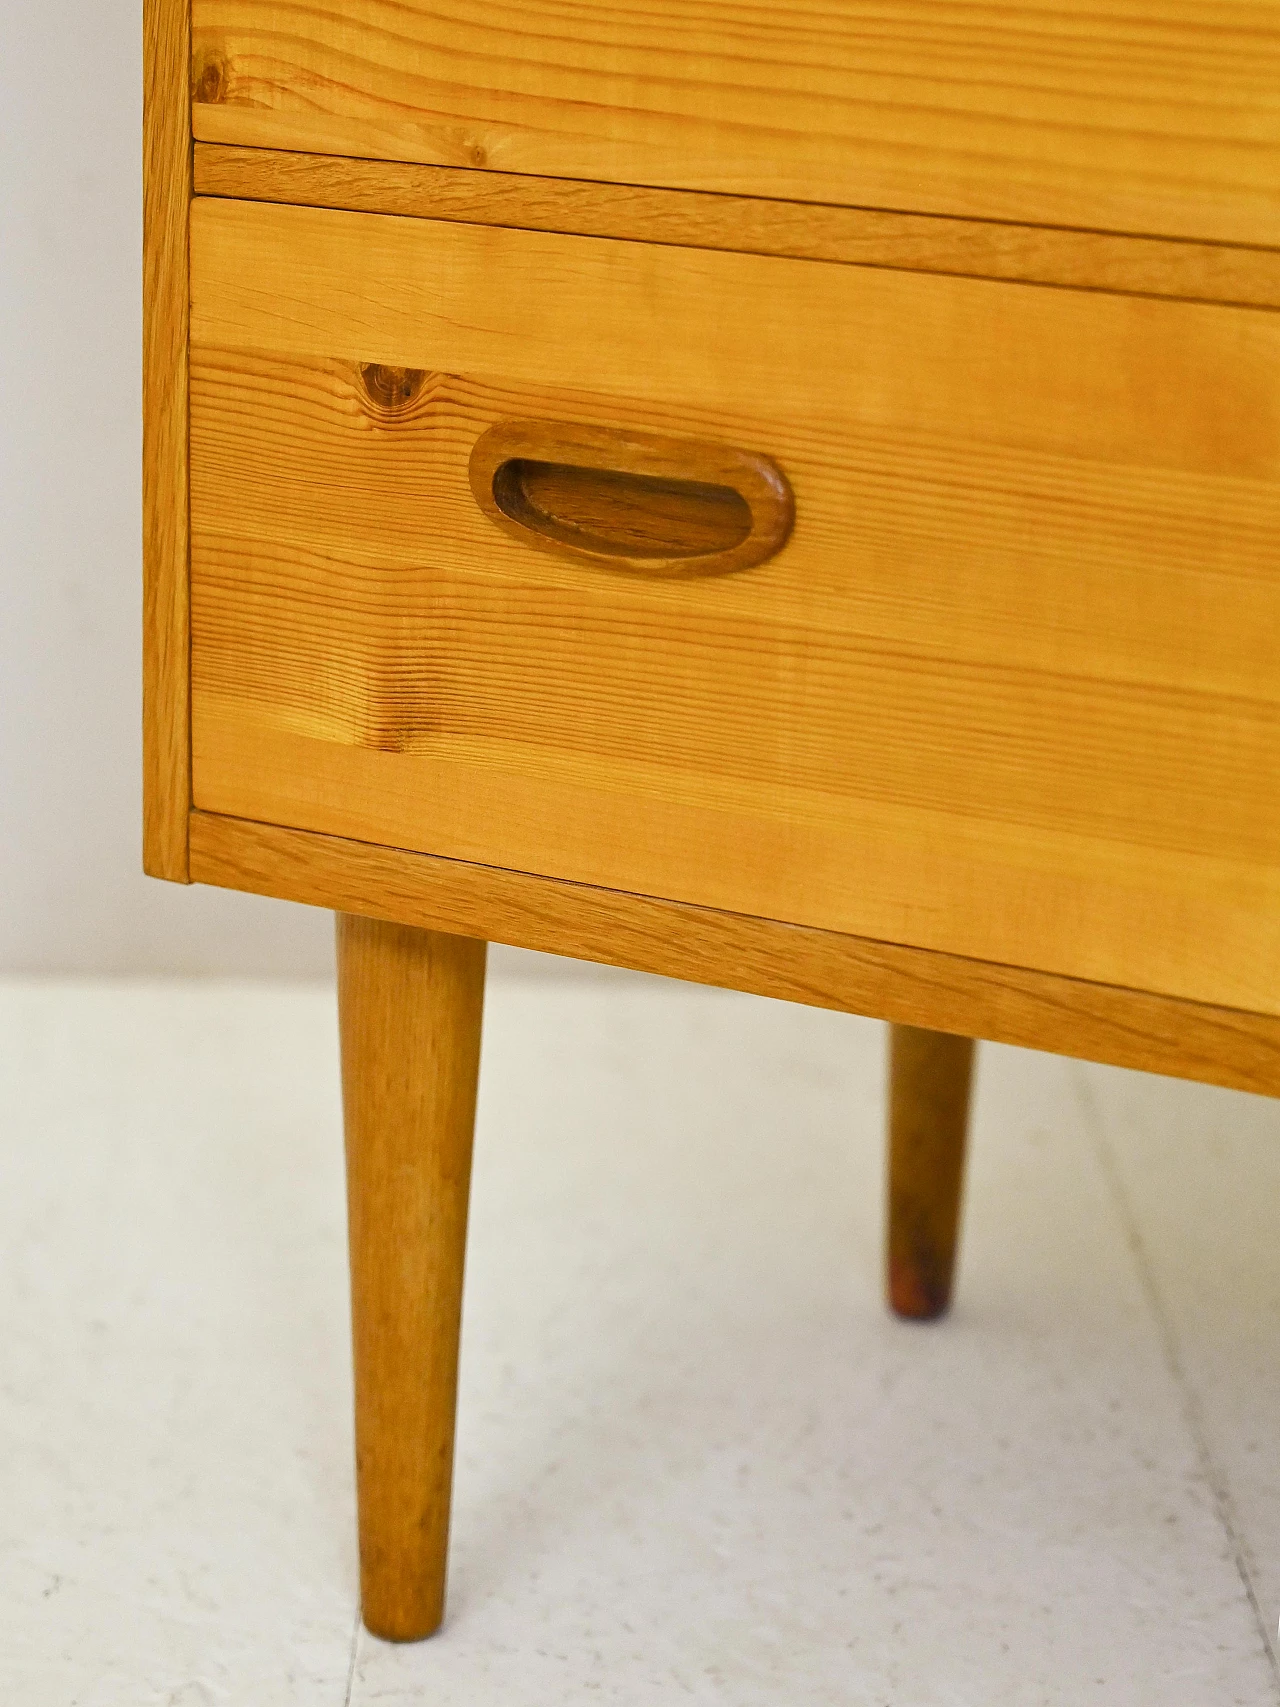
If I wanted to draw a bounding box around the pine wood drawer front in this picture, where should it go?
[189,2,1280,246]
[189,197,1280,1015]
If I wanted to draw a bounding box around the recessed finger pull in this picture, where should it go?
[469,421,794,578]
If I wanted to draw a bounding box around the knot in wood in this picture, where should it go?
[359,364,427,413]
[192,53,228,104]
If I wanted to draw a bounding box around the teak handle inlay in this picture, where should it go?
[469,420,794,578]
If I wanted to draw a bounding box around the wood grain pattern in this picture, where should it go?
[338,912,487,1642]
[886,1026,975,1320]
[142,0,191,880]
[193,144,1280,311]
[188,1,1280,245]
[188,200,1280,1013]
[190,812,1280,1100]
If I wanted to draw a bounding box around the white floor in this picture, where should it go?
[1,963,1278,1706]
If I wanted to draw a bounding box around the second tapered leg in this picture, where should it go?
[886,1024,975,1320]
[337,912,487,1642]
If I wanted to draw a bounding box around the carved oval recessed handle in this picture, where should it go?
[468,421,794,578]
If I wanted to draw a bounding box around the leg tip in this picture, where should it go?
[360,1578,446,1643]
[888,1256,953,1321]
[361,1607,445,1643]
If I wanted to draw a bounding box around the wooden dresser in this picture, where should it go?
[144,0,1280,1643]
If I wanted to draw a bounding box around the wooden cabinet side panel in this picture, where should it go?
[143,0,192,880]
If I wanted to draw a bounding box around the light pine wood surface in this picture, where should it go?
[337,913,487,1641]
[193,143,1280,311]
[142,0,191,881]
[189,812,1280,1100]
[188,0,1280,246]
[886,1026,975,1320]
[189,199,1280,1014]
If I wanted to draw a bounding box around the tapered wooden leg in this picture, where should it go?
[336,913,487,1642]
[886,1024,975,1321]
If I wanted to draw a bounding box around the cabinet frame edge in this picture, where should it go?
[143,0,193,880]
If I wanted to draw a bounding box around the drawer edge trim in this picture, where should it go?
[192,145,1280,312]
[190,810,1280,1098]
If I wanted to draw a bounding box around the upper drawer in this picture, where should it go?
[189,1,1280,246]
[188,198,1280,1015]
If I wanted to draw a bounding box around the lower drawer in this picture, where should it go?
[189,198,1280,1013]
